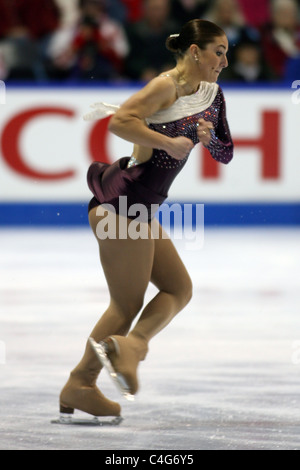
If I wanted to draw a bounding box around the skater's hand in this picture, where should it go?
[164,136,194,160]
[197,119,214,146]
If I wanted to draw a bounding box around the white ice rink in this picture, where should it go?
[0,226,299,450]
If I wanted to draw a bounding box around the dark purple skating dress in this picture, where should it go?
[87,81,233,222]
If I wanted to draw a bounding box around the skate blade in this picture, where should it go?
[89,337,134,402]
[51,414,123,426]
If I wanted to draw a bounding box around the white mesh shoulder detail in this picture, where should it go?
[83,82,218,124]
[146,81,219,125]
[83,102,120,121]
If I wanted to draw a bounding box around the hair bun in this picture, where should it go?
[165,19,226,59]
[166,33,180,53]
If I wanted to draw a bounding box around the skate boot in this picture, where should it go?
[52,343,122,426]
[89,334,148,400]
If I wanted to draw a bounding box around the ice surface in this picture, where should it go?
[0,227,299,450]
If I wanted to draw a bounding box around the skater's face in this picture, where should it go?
[192,35,229,83]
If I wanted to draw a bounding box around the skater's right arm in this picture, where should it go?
[108,76,194,161]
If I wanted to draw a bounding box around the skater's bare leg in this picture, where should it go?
[92,216,192,395]
[129,218,193,343]
[60,205,154,413]
[63,203,193,407]
[87,204,155,345]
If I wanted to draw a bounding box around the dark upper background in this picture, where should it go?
[0,0,299,85]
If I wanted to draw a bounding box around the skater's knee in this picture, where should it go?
[111,296,144,320]
[168,274,193,311]
[179,275,193,308]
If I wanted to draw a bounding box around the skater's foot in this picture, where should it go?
[59,373,121,417]
[101,334,148,395]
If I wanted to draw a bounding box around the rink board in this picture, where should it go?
[0,201,299,227]
[0,84,299,226]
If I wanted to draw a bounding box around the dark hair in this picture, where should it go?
[166,19,225,58]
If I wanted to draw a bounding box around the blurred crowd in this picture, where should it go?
[0,0,299,84]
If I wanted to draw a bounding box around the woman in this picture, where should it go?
[59,19,233,423]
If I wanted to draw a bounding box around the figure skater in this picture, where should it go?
[58,19,234,422]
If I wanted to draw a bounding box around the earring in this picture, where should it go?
[194,56,199,62]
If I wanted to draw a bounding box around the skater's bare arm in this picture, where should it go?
[108,77,194,160]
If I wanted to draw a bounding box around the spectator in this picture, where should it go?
[260,0,300,79]
[71,15,123,80]
[0,0,61,81]
[54,0,80,28]
[124,0,179,81]
[170,0,211,27]
[121,0,143,22]
[0,0,60,40]
[205,0,261,63]
[105,0,128,23]
[47,0,129,81]
[237,0,270,28]
[220,40,276,82]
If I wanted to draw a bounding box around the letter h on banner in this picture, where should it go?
[202,110,280,179]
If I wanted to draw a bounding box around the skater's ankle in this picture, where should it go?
[70,367,99,387]
[127,332,148,360]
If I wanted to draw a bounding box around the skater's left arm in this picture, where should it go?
[198,88,234,165]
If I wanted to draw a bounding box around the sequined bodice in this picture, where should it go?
[149,90,222,169]
[141,88,232,196]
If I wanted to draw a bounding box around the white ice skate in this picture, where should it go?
[89,337,134,401]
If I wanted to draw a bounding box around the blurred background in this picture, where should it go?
[0,0,299,84]
[0,0,299,226]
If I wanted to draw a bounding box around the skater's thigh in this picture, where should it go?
[89,205,155,306]
[150,219,192,297]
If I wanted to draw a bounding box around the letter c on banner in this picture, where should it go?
[88,116,111,164]
[1,107,75,180]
